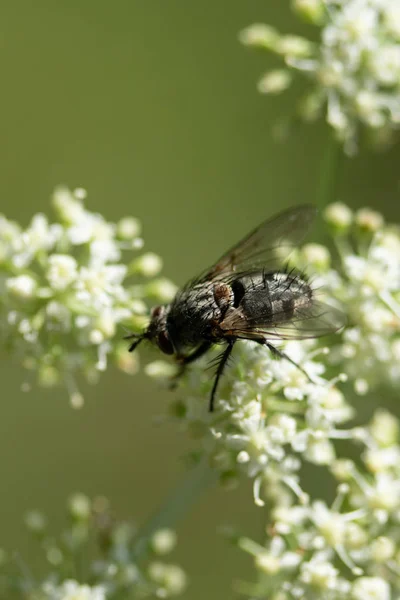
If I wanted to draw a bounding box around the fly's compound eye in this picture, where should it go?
[157,330,174,355]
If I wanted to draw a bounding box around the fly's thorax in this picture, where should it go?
[166,281,231,351]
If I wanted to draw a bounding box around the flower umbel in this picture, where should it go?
[316,203,400,394]
[0,494,187,599]
[240,1,400,154]
[235,407,400,599]
[162,338,353,506]
[0,186,177,406]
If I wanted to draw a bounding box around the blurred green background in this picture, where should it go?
[0,1,399,598]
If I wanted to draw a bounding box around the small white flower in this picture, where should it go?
[351,576,390,600]
[269,414,297,442]
[89,329,104,345]
[370,536,395,562]
[0,214,21,242]
[45,301,72,332]
[369,44,400,85]
[148,562,187,596]
[384,0,400,38]
[311,501,346,547]
[52,186,86,224]
[11,214,62,268]
[369,410,399,447]
[6,275,37,299]
[68,213,116,249]
[47,254,78,291]
[364,445,400,473]
[300,558,339,590]
[366,472,400,512]
[304,437,335,465]
[89,239,120,264]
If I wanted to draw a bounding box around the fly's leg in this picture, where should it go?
[209,340,235,412]
[262,341,314,383]
[179,341,213,366]
[170,342,213,389]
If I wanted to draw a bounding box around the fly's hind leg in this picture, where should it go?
[258,340,314,384]
[169,341,213,389]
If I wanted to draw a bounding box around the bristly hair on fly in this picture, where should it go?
[126,205,346,411]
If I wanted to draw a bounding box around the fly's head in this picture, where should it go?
[147,305,174,354]
[127,305,174,356]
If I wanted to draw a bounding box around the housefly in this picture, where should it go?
[127,205,345,411]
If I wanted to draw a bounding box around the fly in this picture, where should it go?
[127,205,346,411]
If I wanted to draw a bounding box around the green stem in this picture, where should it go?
[316,129,343,208]
[132,459,217,561]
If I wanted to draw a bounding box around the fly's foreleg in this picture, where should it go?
[170,342,213,389]
[209,340,235,412]
[178,341,213,366]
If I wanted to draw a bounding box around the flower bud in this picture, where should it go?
[151,529,177,555]
[258,70,292,95]
[292,0,324,24]
[130,253,163,278]
[24,510,47,535]
[239,24,279,50]
[355,208,384,234]
[68,493,91,520]
[255,552,281,574]
[117,216,141,240]
[324,203,353,234]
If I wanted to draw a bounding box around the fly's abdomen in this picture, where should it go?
[269,273,313,323]
[237,272,313,326]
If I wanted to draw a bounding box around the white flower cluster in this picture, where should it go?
[240,0,400,153]
[161,339,353,506]
[42,580,106,600]
[298,202,400,396]
[0,494,187,599]
[0,186,177,406]
[237,409,400,599]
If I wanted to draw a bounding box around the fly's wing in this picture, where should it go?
[196,204,317,284]
[220,299,346,340]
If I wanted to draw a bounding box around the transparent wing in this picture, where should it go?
[196,204,317,284]
[220,299,346,340]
